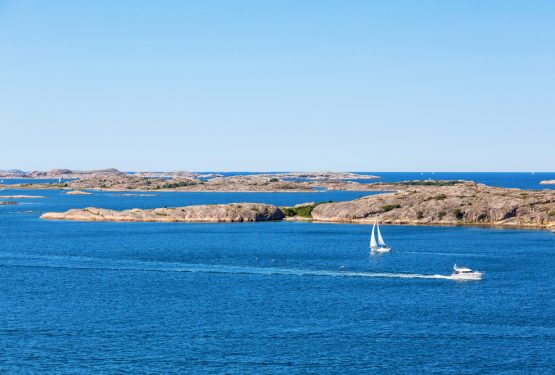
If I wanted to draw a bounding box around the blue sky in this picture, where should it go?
[0,0,553,171]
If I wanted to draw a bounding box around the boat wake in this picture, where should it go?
[0,253,455,280]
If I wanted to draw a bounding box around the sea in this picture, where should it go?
[0,173,554,373]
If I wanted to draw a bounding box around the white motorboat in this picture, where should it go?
[451,264,483,280]
[370,220,391,253]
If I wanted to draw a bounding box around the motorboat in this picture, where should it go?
[451,264,483,280]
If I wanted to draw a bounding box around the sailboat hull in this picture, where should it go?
[370,246,391,253]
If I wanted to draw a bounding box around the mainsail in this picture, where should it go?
[377,223,386,247]
[370,222,378,248]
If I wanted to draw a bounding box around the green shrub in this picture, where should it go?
[281,202,329,218]
[454,209,464,220]
[161,181,197,189]
[416,211,424,219]
[434,194,447,200]
[548,211,555,217]
[438,211,446,219]
[269,178,279,182]
[382,204,401,212]
[477,213,488,222]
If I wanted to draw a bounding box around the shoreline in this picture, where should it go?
[38,180,555,233]
[41,211,555,232]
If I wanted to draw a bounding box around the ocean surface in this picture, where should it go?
[1,174,554,373]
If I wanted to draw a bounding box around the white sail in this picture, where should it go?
[370,222,377,248]
[377,223,386,247]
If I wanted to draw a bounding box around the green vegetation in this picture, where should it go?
[416,211,424,219]
[269,178,279,182]
[433,194,447,200]
[453,208,464,220]
[382,204,401,212]
[161,181,198,189]
[438,211,446,219]
[477,213,488,222]
[549,211,555,217]
[282,205,314,218]
[281,201,332,218]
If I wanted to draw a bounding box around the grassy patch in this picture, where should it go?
[282,201,331,218]
[433,194,447,200]
[382,204,401,212]
[548,211,555,217]
[438,211,446,219]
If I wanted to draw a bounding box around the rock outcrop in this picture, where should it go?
[41,203,285,223]
[0,195,45,198]
[311,181,555,231]
[64,190,93,195]
[540,180,555,185]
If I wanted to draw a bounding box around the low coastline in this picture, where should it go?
[40,180,555,232]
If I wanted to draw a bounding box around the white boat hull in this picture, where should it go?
[371,246,391,253]
[450,271,483,281]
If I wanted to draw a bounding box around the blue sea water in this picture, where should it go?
[0,176,554,373]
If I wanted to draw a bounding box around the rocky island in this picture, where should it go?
[540,180,555,185]
[41,181,555,232]
[311,181,555,232]
[2,170,381,192]
[41,203,285,223]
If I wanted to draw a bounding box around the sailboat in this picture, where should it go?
[370,220,391,253]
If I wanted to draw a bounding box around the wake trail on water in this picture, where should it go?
[0,252,454,280]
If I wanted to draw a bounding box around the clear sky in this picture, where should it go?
[0,0,553,172]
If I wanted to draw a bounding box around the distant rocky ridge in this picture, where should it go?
[0,169,378,181]
[2,173,380,192]
[0,168,125,179]
[40,181,555,232]
[540,180,555,185]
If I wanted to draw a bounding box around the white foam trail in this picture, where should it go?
[0,252,455,280]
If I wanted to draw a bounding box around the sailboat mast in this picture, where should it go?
[370,221,377,248]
